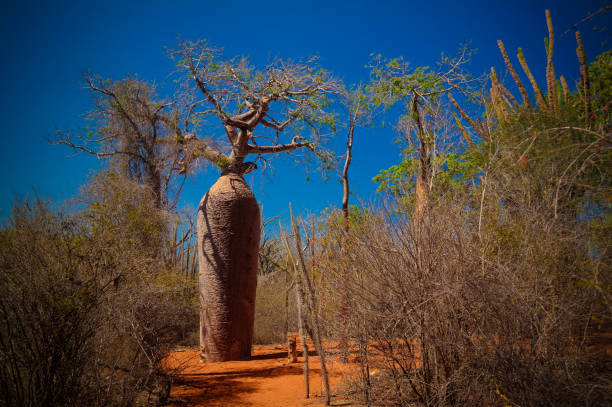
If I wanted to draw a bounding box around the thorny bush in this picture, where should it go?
[316,199,610,406]
[0,177,198,406]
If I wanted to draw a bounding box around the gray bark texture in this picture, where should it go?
[197,173,260,362]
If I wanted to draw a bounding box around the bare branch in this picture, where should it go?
[260,111,301,131]
[561,4,612,37]
[247,137,311,155]
[54,136,144,160]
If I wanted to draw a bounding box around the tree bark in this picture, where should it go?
[342,99,359,233]
[197,173,260,361]
[412,96,432,221]
[296,278,310,398]
[290,208,331,405]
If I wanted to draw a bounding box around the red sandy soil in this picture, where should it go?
[162,341,355,407]
[162,333,612,406]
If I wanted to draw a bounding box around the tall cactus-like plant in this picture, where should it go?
[497,40,531,108]
[497,81,519,108]
[490,67,510,122]
[517,47,548,109]
[560,75,570,105]
[448,93,487,141]
[459,10,600,142]
[576,31,591,126]
[545,10,558,115]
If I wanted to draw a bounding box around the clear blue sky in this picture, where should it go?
[0,0,609,221]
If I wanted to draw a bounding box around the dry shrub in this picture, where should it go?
[0,194,198,405]
[0,202,102,406]
[253,270,297,345]
[254,224,298,345]
[317,199,610,406]
[91,277,197,406]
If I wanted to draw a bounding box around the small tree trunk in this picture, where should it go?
[281,224,310,397]
[341,109,356,232]
[414,152,432,220]
[290,207,332,406]
[197,173,260,362]
[412,96,432,222]
[190,242,198,278]
[284,268,289,342]
[147,166,163,209]
[296,281,310,398]
[185,243,190,277]
[339,100,359,363]
[288,335,298,363]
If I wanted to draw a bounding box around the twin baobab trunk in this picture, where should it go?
[197,173,260,361]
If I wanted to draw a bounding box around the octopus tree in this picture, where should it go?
[171,41,338,361]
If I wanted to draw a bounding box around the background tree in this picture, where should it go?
[56,76,193,210]
[340,85,386,231]
[368,48,479,220]
[313,12,610,405]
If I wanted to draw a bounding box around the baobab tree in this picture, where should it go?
[59,40,339,362]
[171,40,339,361]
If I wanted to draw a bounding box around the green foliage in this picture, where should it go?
[367,60,441,105]
[372,147,419,196]
[322,205,374,233]
[373,147,480,207]
[215,155,232,170]
[589,49,612,119]
[366,48,475,110]
[345,205,372,227]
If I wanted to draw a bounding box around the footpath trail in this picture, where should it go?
[162,334,612,406]
[162,342,354,407]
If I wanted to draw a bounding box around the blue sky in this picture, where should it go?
[0,0,609,221]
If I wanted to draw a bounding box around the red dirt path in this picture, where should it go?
[162,342,354,406]
[162,333,612,406]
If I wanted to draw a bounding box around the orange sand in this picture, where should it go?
[162,342,354,406]
[162,333,612,406]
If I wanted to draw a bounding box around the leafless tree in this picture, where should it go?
[279,205,332,405]
[56,76,193,209]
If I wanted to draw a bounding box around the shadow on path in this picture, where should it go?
[165,348,327,406]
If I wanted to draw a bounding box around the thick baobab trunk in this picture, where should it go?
[197,173,260,362]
